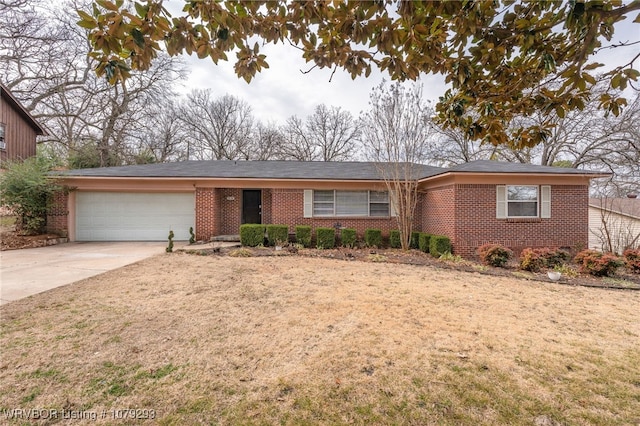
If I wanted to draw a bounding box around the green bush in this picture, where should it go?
[574,249,623,277]
[418,233,431,253]
[430,235,452,257]
[0,157,61,235]
[240,224,265,247]
[316,227,335,249]
[266,225,289,246]
[364,229,382,248]
[389,230,401,248]
[341,228,357,248]
[478,243,512,267]
[295,225,312,248]
[189,226,196,244]
[410,232,420,249]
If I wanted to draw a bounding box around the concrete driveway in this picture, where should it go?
[0,242,169,305]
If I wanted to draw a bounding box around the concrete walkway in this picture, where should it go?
[0,242,170,305]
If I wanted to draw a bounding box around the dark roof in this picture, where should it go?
[55,160,447,180]
[54,159,609,180]
[0,82,46,135]
[447,160,608,175]
[589,197,640,219]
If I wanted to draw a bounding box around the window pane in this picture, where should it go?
[507,185,537,201]
[313,205,334,216]
[370,203,389,216]
[313,190,334,216]
[313,190,334,202]
[369,191,388,203]
[336,191,368,216]
[508,202,538,217]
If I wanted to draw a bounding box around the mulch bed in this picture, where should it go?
[3,222,637,290]
[0,230,68,251]
[181,244,640,291]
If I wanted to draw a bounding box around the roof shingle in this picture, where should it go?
[54,159,609,180]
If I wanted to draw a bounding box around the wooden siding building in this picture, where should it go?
[0,83,45,164]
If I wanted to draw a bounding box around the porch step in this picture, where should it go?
[211,235,241,242]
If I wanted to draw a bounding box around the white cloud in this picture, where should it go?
[178,42,448,124]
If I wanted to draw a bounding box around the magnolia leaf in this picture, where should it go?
[582,72,596,85]
[131,28,145,48]
[95,0,119,12]
[623,68,640,79]
[584,62,604,70]
[134,2,147,17]
[77,9,94,22]
[77,19,97,29]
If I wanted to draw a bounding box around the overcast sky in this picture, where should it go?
[168,5,640,125]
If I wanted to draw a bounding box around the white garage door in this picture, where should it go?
[76,192,195,241]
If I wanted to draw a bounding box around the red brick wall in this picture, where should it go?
[262,189,272,225]
[269,188,398,239]
[193,184,590,255]
[422,185,456,238]
[46,190,69,236]
[219,188,242,235]
[198,188,272,237]
[452,184,589,258]
[195,188,220,240]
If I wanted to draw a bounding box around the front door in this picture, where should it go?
[242,190,262,224]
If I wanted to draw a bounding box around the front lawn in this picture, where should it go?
[1,254,639,424]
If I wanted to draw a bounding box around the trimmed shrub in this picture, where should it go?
[410,232,420,249]
[295,225,312,248]
[430,235,452,257]
[623,248,640,273]
[341,228,357,248]
[240,224,265,247]
[266,225,289,246]
[541,248,571,268]
[389,230,401,249]
[478,243,513,267]
[364,229,383,248]
[189,226,196,244]
[574,249,623,277]
[418,233,431,253]
[166,230,174,253]
[316,227,335,249]
[519,248,545,272]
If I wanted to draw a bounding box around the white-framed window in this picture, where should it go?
[497,185,551,219]
[305,190,390,217]
[0,123,5,150]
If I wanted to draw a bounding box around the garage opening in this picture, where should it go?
[75,192,195,241]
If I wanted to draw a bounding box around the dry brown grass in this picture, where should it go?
[1,253,639,425]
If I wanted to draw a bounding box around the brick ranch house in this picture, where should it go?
[49,160,608,257]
